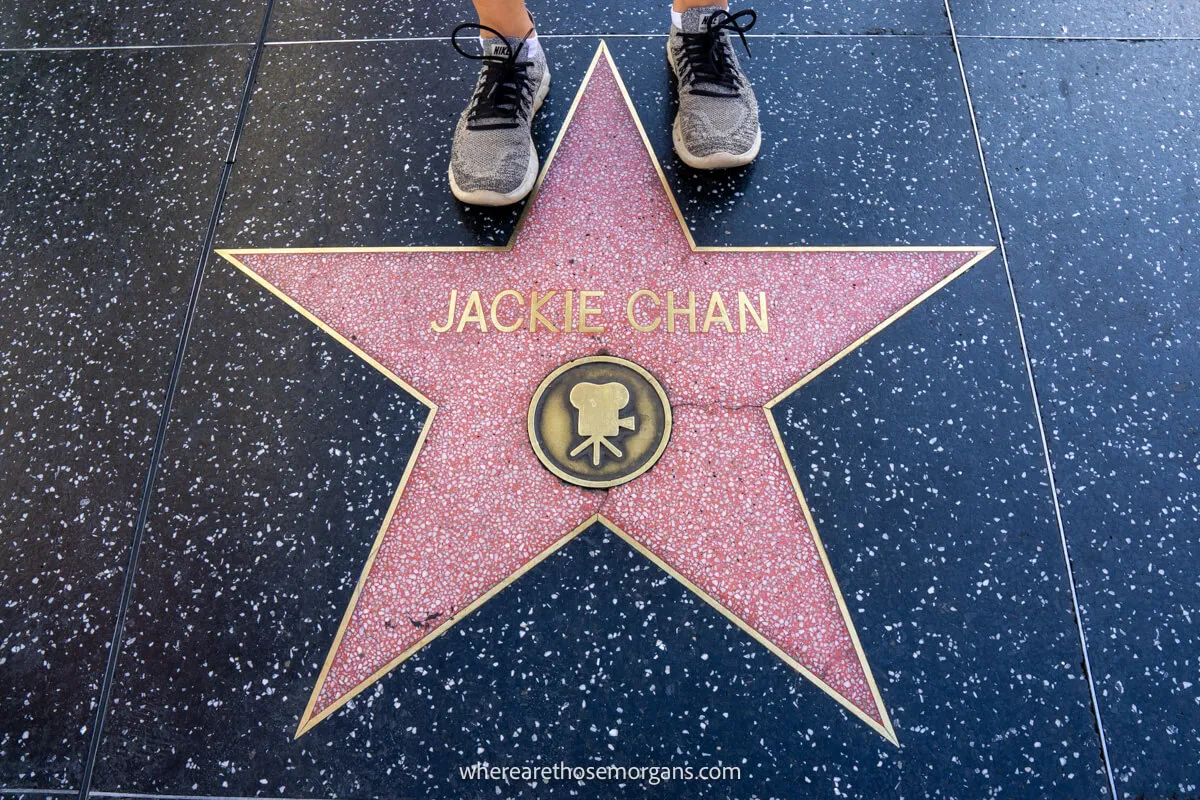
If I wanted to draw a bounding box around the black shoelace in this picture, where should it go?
[451,23,536,130]
[677,8,756,98]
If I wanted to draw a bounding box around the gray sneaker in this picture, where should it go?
[449,25,551,206]
[667,7,761,169]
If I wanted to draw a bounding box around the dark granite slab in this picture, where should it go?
[0,47,247,789]
[606,35,994,246]
[961,38,1200,798]
[950,0,1200,39]
[267,0,950,42]
[0,0,264,48]
[217,38,599,248]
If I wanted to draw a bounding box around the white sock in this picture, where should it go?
[671,9,684,28]
[482,33,541,58]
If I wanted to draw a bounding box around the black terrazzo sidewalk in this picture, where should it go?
[0,0,1196,797]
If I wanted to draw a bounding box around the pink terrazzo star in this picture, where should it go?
[219,44,990,743]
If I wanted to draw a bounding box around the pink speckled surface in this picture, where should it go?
[234,55,982,731]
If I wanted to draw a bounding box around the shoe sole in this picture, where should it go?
[666,42,761,170]
[449,68,552,207]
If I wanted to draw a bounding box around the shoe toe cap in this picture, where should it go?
[450,128,533,194]
[679,103,760,157]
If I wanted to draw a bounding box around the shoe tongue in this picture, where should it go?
[680,5,727,33]
[483,36,523,58]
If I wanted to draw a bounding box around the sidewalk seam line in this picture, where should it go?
[4,32,1195,53]
[943,2,1121,797]
[72,3,275,798]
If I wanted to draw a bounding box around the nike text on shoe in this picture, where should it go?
[449,23,551,206]
[667,7,761,169]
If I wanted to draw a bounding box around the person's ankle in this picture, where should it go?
[476,8,535,38]
[671,0,728,11]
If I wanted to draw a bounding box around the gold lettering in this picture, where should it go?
[434,289,768,335]
[529,290,559,333]
[702,291,733,333]
[489,289,525,332]
[431,289,457,333]
[626,289,661,332]
[666,290,696,333]
[456,290,488,332]
[738,291,768,333]
[578,290,605,334]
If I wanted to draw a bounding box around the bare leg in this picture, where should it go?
[672,0,727,9]
[472,0,534,37]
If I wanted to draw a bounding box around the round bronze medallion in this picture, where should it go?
[527,356,672,489]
